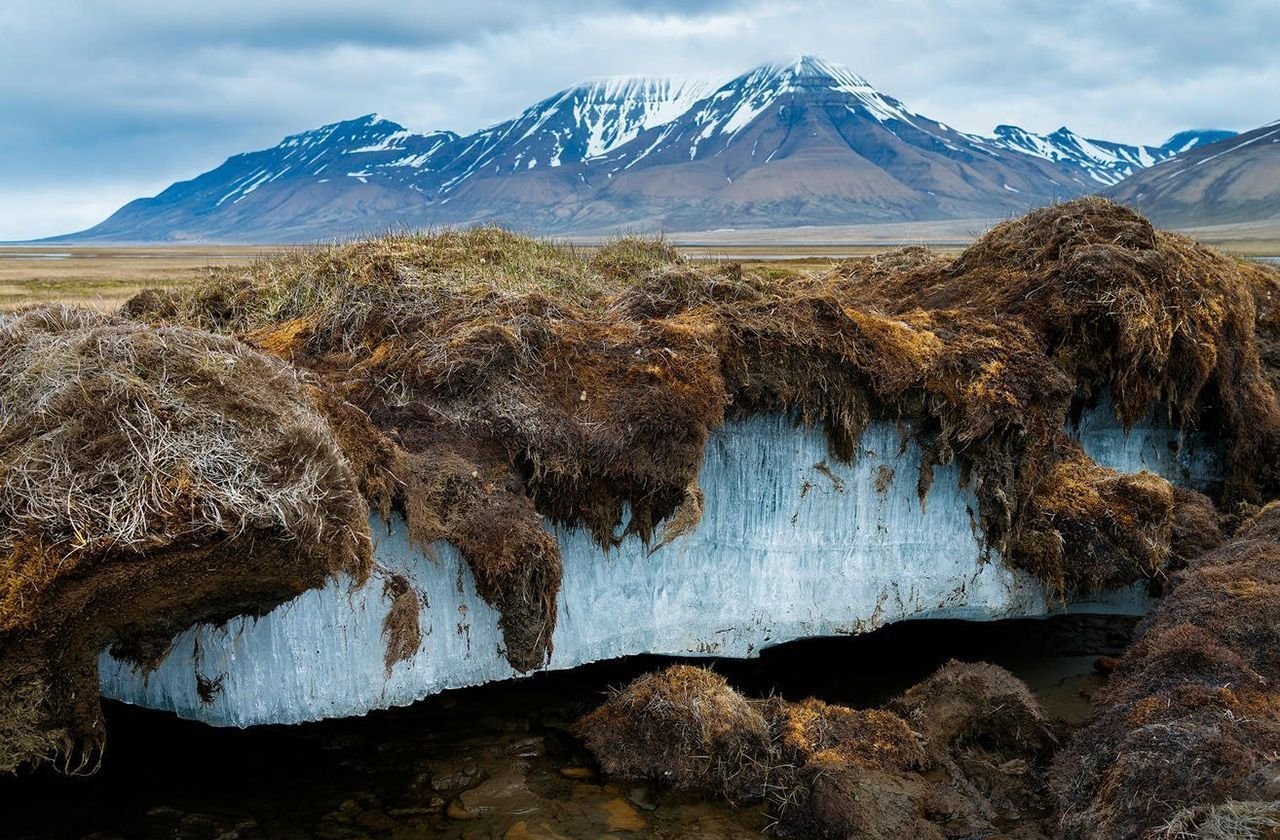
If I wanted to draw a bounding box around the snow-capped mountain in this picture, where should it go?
[423,77,715,194]
[53,56,1239,242]
[1103,119,1280,226]
[566,56,1098,230]
[75,114,460,242]
[990,125,1236,186]
[603,56,938,167]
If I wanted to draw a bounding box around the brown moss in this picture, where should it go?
[847,199,1280,503]
[1053,505,1280,839]
[782,761,943,840]
[767,697,924,772]
[1012,446,1176,595]
[572,665,770,802]
[760,696,936,840]
[890,660,1057,757]
[0,306,372,774]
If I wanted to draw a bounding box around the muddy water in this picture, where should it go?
[2,616,1133,840]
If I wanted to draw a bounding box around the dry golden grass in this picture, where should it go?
[0,242,924,313]
[0,246,292,311]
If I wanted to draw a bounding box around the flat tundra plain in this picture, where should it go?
[2,218,1277,311]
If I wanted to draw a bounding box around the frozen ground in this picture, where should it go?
[100,406,1220,726]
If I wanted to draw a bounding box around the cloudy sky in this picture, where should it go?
[2,0,1277,239]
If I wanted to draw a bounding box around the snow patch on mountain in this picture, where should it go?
[991,125,1236,186]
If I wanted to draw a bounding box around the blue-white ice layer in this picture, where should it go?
[1070,391,1222,490]
[99,408,1213,727]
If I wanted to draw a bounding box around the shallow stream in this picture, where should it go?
[3,615,1134,839]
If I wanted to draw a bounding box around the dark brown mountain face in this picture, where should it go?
[566,57,1087,230]
[1103,120,1280,227]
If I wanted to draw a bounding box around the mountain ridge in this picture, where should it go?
[1102,120,1280,226]
[51,56,1243,242]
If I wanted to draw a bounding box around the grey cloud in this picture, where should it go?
[2,0,1277,238]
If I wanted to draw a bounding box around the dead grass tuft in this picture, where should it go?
[1053,504,1280,839]
[572,665,771,802]
[380,573,422,675]
[0,305,372,773]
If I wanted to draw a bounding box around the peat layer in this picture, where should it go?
[3,198,1280,781]
[0,308,376,774]
[1052,503,1280,838]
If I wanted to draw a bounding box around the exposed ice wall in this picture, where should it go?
[1070,392,1222,490]
[100,405,1198,727]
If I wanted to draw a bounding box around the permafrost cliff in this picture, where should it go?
[100,408,1218,726]
[7,194,1280,840]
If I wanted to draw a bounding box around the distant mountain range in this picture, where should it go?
[1103,120,1280,227]
[52,56,1245,242]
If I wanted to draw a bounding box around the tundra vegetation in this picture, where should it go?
[2,198,1280,837]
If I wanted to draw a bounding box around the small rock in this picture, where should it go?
[628,786,659,812]
[426,755,484,794]
[559,766,595,780]
[445,799,477,821]
[600,798,646,832]
[457,761,541,817]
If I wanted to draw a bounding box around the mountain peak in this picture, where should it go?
[556,75,714,106]
[747,55,873,90]
[276,114,407,149]
[1160,128,1239,152]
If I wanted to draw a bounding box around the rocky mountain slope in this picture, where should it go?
[52,56,1235,242]
[1103,120,1280,226]
[989,125,1232,186]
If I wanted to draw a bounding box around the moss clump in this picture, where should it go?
[890,660,1057,756]
[0,306,374,774]
[1053,503,1280,839]
[572,665,771,801]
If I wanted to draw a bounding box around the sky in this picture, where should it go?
[2,0,1278,240]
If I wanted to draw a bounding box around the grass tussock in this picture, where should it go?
[0,305,374,773]
[575,662,1059,839]
[573,665,771,801]
[1052,503,1280,839]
